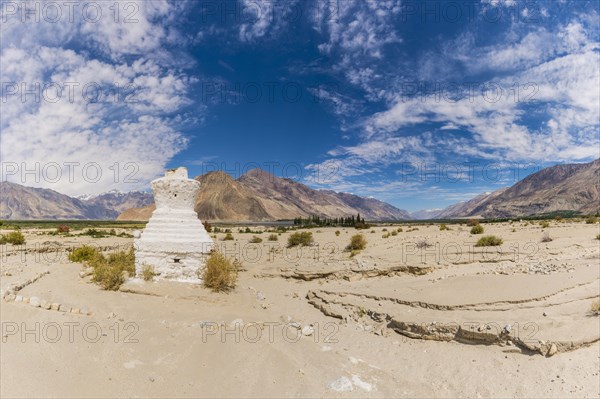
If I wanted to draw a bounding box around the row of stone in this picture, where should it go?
[1,270,91,316]
[14,295,91,315]
[1,270,50,300]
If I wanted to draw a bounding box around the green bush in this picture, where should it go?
[1,231,26,245]
[249,236,263,243]
[287,232,314,247]
[267,234,278,241]
[346,234,367,251]
[223,232,234,241]
[202,252,238,292]
[69,245,100,263]
[439,224,449,231]
[470,225,484,234]
[79,228,108,238]
[475,235,503,247]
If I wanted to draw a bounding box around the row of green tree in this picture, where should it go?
[293,214,368,227]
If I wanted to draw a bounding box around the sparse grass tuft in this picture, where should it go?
[591,299,600,315]
[287,232,314,247]
[470,224,484,235]
[249,236,263,243]
[141,264,156,281]
[475,235,503,247]
[346,234,367,251]
[202,252,238,292]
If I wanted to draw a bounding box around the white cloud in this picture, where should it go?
[0,1,196,195]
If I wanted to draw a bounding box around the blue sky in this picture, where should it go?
[1,0,599,211]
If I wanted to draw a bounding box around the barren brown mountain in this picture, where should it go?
[441,159,600,218]
[118,169,410,221]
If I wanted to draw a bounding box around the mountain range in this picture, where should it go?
[2,159,598,221]
[410,158,600,219]
[0,183,153,220]
[118,168,411,221]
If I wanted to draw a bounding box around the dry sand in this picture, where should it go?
[1,220,599,398]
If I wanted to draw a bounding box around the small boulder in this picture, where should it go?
[547,343,558,357]
[29,297,41,307]
[301,325,314,336]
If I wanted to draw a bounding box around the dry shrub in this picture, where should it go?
[467,219,480,227]
[141,264,155,281]
[88,247,135,291]
[439,224,449,231]
[475,235,503,247]
[335,231,341,236]
[223,232,234,241]
[416,240,431,249]
[540,221,550,228]
[69,245,100,263]
[585,216,597,224]
[287,232,314,247]
[1,231,26,245]
[591,299,600,315]
[347,234,367,251]
[541,232,553,242]
[56,224,70,233]
[267,234,278,241]
[249,236,263,243]
[202,252,238,292]
[470,225,484,235]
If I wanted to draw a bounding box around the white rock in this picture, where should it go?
[256,291,266,301]
[14,295,23,302]
[328,376,353,392]
[301,325,314,336]
[351,375,373,392]
[289,322,301,330]
[29,297,41,307]
[547,343,558,357]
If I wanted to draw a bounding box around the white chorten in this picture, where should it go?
[135,167,213,281]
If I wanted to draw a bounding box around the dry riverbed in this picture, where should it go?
[1,220,599,398]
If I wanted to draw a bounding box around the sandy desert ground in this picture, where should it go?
[1,220,599,398]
